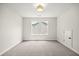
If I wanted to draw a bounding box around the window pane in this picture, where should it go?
[31,20,48,35]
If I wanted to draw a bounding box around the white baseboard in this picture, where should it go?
[23,38,57,40]
[0,40,22,56]
[57,40,79,55]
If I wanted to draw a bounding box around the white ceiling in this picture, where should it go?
[4,3,76,17]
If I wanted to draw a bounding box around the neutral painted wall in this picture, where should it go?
[23,17,57,40]
[57,4,79,54]
[0,4,22,55]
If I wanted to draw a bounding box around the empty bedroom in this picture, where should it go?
[0,3,79,56]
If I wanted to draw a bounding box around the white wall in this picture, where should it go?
[0,4,22,55]
[57,4,79,54]
[23,17,57,40]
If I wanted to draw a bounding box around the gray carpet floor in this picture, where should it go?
[2,40,79,56]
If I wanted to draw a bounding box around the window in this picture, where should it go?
[31,20,48,35]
